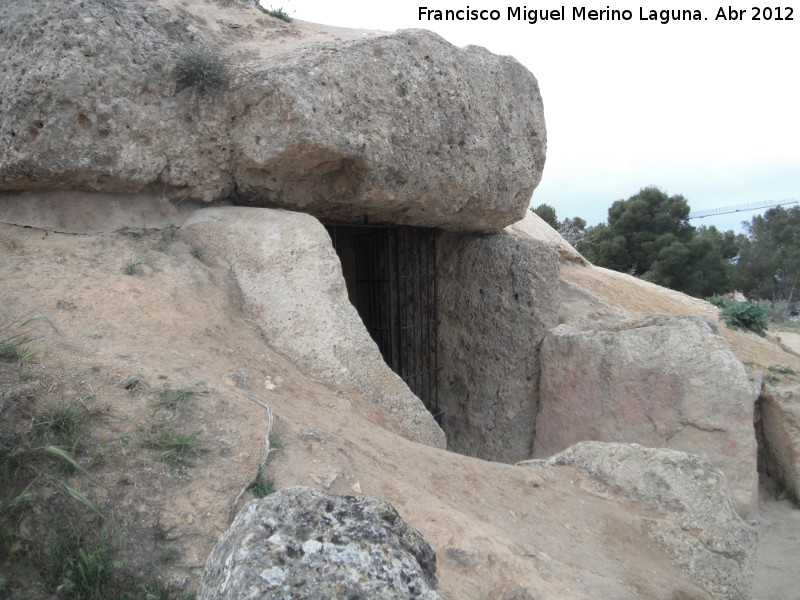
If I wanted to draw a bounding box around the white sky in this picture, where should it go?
[273,0,800,232]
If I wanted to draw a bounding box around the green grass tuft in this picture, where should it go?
[0,314,49,364]
[121,259,144,275]
[247,464,275,499]
[153,382,207,412]
[268,431,284,450]
[142,423,203,468]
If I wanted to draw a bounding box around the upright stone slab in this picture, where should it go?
[437,231,559,462]
[180,206,445,449]
[535,315,759,517]
[759,385,800,499]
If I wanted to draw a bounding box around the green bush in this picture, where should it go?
[258,5,292,22]
[705,294,729,309]
[721,301,769,336]
[174,46,230,93]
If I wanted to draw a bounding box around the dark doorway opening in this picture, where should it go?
[325,224,442,423]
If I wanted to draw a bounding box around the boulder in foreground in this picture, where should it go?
[199,487,441,599]
[520,442,757,600]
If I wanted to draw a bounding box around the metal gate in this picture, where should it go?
[350,227,442,422]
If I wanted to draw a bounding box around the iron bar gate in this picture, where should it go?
[327,224,442,422]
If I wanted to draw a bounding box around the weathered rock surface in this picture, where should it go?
[504,211,589,265]
[759,385,800,499]
[535,315,759,517]
[0,190,202,233]
[200,487,441,599]
[0,0,545,231]
[6,213,790,600]
[520,442,758,600]
[556,277,630,329]
[437,231,559,462]
[179,206,445,449]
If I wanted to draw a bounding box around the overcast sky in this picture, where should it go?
[277,0,799,232]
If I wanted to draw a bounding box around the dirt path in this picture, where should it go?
[753,482,800,600]
[773,331,800,356]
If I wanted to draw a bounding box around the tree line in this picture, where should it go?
[533,186,800,308]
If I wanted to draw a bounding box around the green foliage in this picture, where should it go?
[47,532,119,599]
[530,205,588,247]
[583,187,693,275]
[733,206,800,303]
[559,216,588,247]
[721,301,769,336]
[580,187,741,298]
[758,300,792,323]
[531,203,559,229]
[0,345,192,598]
[0,398,110,597]
[258,5,292,22]
[141,381,206,468]
[174,46,230,93]
[706,294,729,308]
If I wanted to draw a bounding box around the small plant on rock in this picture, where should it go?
[174,46,230,93]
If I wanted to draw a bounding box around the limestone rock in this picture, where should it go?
[555,277,629,329]
[504,211,589,265]
[179,206,445,449]
[199,487,441,599]
[0,0,545,231]
[437,231,559,462]
[520,442,757,600]
[759,385,800,499]
[535,315,759,517]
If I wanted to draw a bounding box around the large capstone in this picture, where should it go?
[0,0,546,232]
